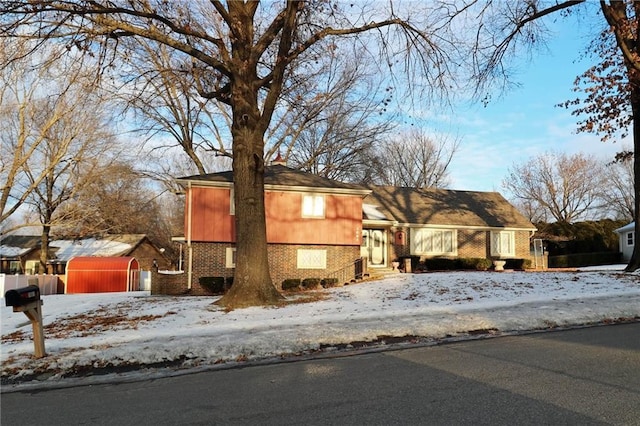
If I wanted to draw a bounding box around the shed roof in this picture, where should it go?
[614,222,635,234]
[67,256,139,271]
[49,234,150,262]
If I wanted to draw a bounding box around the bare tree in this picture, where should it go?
[0,41,84,226]
[112,39,233,175]
[0,1,576,307]
[503,152,605,225]
[21,79,119,270]
[57,162,183,261]
[512,199,549,223]
[283,58,397,183]
[601,151,634,221]
[375,129,459,189]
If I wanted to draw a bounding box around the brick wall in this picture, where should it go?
[458,229,487,258]
[391,226,533,262]
[153,242,361,295]
[515,230,533,261]
[151,270,188,295]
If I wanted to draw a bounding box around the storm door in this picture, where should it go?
[361,229,386,266]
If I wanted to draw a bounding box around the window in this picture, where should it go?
[302,194,325,218]
[412,229,456,255]
[491,231,515,257]
[297,249,327,269]
[8,261,22,274]
[627,232,634,247]
[225,248,236,268]
[229,188,235,215]
[25,260,40,275]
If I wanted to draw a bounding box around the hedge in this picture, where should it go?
[548,251,622,268]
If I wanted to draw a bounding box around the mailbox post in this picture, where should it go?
[5,285,46,358]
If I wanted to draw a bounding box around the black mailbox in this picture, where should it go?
[5,285,41,307]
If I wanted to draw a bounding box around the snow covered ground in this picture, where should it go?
[2,266,639,389]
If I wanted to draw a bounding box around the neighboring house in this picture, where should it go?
[157,164,536,295]
[614,222,635,262]
[0,235,41,274]
[0,234,168,275]
[362,186,537,268]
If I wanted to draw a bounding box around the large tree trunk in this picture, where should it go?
[625,93,640,272]
[215,124,283,309]
[215,50,284,308]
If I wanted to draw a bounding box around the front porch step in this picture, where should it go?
[368,267,400,279]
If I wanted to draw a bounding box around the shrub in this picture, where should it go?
[302,278,322,289]
[423,257,493,271]
[321,278,339,288]
[199,276,225,294]
[424,257,457,271]
[459,258,492,271]
[282,278,301,291]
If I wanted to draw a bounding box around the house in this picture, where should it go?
[362,186,537,269]
[0,234,41,274]
[163,164,369,295]
[0,234,168,275]
[156,165,536,295]
[614,222,635,261]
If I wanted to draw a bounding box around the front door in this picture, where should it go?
[361,229,386,266]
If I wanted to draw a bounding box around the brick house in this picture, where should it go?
[155,165,536,295]
[164,164,369,295]
[361,186,537,269]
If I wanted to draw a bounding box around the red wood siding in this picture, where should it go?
[265,192,362,245]
[66,256,140,293]
[187,186,362,245]
[188,187,235,242]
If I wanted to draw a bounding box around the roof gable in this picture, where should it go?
[364,186,535,229]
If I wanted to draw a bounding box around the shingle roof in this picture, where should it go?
[0,235,41,258]
[178,164,369,192]
[49,234,149,261]
[364,186,536,229]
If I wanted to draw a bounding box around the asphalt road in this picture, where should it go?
[2,323,639,425]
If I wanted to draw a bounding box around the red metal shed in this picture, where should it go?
[66,256,140,293]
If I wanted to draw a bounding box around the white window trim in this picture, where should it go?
[297,249,327,269]
[229,188,235,216]
[302,194,325,219]
[491,231,516,257]
[411,228,457,256]
[225,247,236,268]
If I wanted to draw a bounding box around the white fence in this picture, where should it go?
[0,274,60,296]
[1,271,152,296]
[139,270,151,291]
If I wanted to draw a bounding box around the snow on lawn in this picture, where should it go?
[2,267,639,385]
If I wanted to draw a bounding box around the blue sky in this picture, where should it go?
[419,17,627,195]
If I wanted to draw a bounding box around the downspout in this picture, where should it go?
[187,181,193,290]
